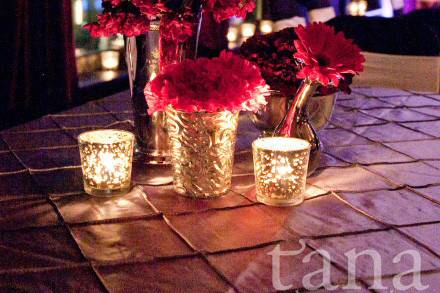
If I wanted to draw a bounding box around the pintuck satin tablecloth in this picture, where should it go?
[1,88,440,292]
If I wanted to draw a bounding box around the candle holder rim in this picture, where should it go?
[252,137,311,152]
[267,89,285,95]
[100,49,121,54]
[78,129,135,145]
[166,106,239,117]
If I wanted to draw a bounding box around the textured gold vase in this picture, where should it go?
[166,108,239,198]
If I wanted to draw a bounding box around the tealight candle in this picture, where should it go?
[259,20,274,34]
[252,137,311,206]
[101,51,120,70]
[241,23,256,39]
[227,26,239,42]
[78,130,135,197]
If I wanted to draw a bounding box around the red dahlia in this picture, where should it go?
[294,23,365,87]
[240,28,302,97]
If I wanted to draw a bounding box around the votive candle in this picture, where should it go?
[259,20,274,34]
[253,137,311,206]
[101,51,120,70]
[78,130,135,197]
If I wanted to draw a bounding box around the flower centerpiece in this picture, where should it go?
[240,26,354,97]
[240,25,354,132]
[85,0,256,66]
[145,51,269,198]
[275,23,365,175]
[85,0,256,40]
[84,0,256,166]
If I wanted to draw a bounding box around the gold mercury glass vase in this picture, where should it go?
[166,107,239,198]
[78,130,135,197]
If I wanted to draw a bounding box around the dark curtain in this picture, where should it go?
[0,0,78,129]
[327,8,440,56]
[264,0,333,20]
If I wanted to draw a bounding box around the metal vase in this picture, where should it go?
[251,90,336,133]
[125,21,170,164]
[125,11,204,165]
[166,108,239,198]
[274,80,322,176]
[307,93,337,131]
[251,91,291,135]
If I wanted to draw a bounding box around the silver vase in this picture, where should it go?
[251,90,337,133]
[274,80,321,176]
[308,93,337,131]
[125,21,170,165]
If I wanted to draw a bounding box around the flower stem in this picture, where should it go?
[194,5,203,59]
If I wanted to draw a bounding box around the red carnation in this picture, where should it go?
[101,0,122,8]
[204,0,256,22]
[132,0,168,17]
[84,13,118,37]
[109,0,123,6]
[86,0,255,37]
[160,16,194,43]
[294,23,365,87]
[84,12,150,37]
[144,51,269,114]
[121,14,151,36]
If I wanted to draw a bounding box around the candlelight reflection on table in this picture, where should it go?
[79,129,134,197]
[253,137,311,206]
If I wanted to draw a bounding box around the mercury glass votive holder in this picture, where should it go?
[253,137,311,206]
[78,129,135,197]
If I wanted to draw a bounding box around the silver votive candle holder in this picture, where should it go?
[78,129,135,197]
[252,137,311,206]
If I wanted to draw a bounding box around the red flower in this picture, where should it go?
[294,23,365,87]
[101,0,123,8]
[108,0,123,7]
[240,28,301,97]
[203,0,256,22]
[132,0,168,17]
[144,51,269,114]
[86,0,254,37]
[84,12,150,37]
[241,27,355,96]
[160,16,194,43]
